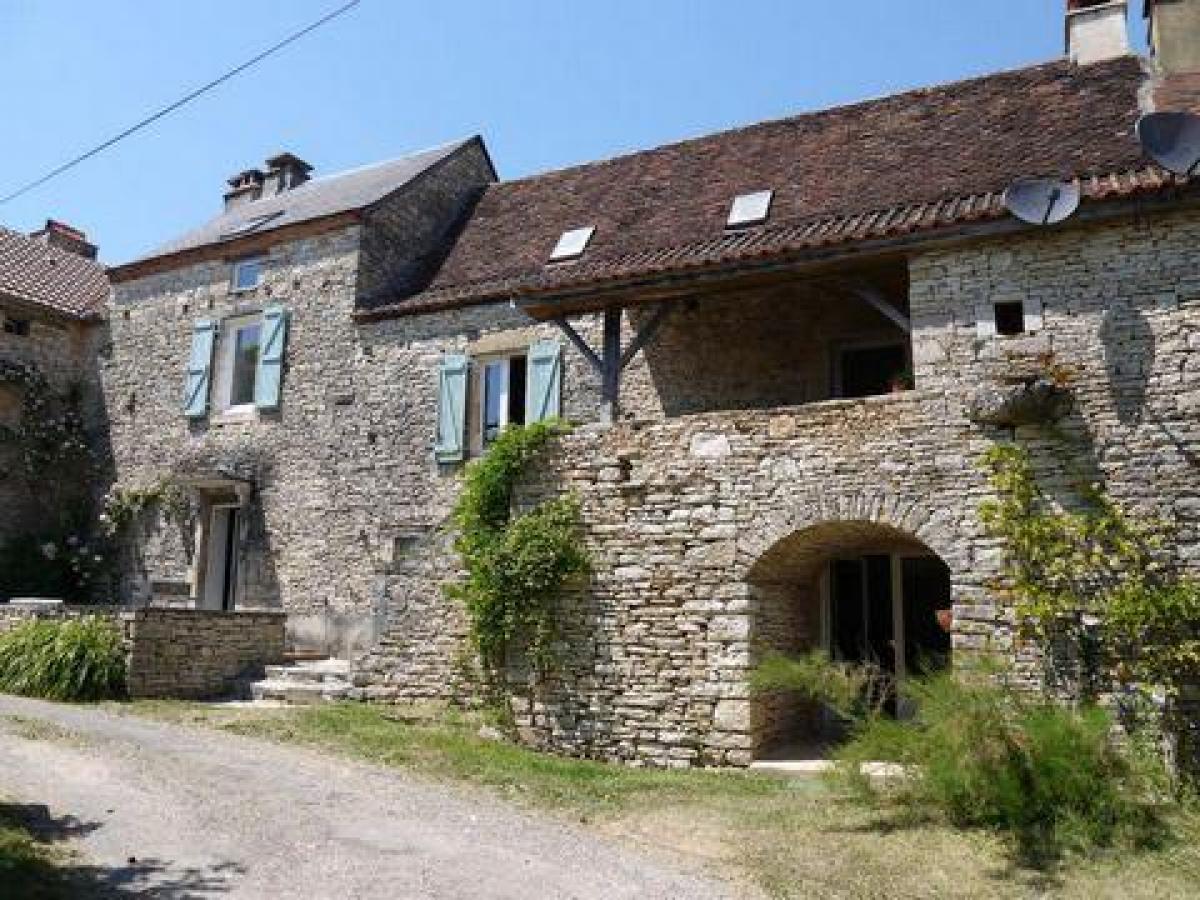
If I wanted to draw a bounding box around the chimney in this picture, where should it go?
[261,152,313,196]
[1144,1,1200,110]
[1066,1,1131,65]
[30,219,98,260]
[223,168,265,212]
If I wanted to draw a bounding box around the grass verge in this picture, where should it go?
[121,701,1200,899]
[0,802,78,900]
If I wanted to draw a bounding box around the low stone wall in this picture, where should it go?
[0,602,285,700]
[122,609,286,699]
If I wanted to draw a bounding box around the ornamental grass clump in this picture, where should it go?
[0,617,126,702]
[447,420,589,676]
[833,669,1167,862]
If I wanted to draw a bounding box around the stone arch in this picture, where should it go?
[736,488,961,578]
[743,496,959,760]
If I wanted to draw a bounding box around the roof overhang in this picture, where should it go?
[109,210,362,284]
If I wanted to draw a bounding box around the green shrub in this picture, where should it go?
[834,671,1165,861]
[0,617,126,702]
[750,651,892,721]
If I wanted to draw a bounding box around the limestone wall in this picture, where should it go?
[122,608,286,699]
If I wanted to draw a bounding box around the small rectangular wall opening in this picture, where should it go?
[994,301,1026,336]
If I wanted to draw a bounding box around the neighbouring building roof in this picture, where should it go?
[0,227,109,320]
[369,56,1181,318]
[126,138,483,268]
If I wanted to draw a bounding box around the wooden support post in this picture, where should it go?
[601,306,622,423]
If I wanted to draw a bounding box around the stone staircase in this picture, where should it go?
[249,657,353,704]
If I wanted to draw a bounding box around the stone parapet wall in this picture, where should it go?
[122,608,286,699]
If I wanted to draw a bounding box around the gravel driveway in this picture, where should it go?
[0,695,734,899]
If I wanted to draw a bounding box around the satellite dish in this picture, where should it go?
[1003,178,1081,226]
[1136,111,1200,177]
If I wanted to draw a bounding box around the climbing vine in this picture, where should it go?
[99,479,190,537]
[446,420,589,678]
[980,444,1200,693]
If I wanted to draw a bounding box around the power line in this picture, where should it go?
[0,0,361,207]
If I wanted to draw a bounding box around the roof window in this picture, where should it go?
[221,211,285,240]
[727,190,773,229]
[549,226,595,262]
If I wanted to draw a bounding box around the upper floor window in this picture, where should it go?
[213,315,262,412]
[478,354,527,450]
[3,316,30,337]
[230,256,265,293]
[183,306,288,421]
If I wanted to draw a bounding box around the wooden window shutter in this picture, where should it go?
[255,305,289,411]
[525,339,562,423]
[434,353,468,463]
[182,318,218,419]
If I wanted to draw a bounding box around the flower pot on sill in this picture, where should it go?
[935,608,953,633]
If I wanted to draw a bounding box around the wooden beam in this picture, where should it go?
[619,302,672,371]
[551,317,603,375]
[601,307,622,423]
[849,285,911,333]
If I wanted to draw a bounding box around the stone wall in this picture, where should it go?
[0,297,107,555]
[122,608,286,699]
[0,602,284,700]
[353,206,1200,767]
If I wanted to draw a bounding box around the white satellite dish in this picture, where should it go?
[1003,178,1081,226]
[1136,111,1200,177]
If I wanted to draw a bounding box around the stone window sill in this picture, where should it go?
[211,405,258,427]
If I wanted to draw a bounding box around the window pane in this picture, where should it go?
[231,324,261,406]
[233,259,261,291]
[508,356,527,427]
[482,362,505,444]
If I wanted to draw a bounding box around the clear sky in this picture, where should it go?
[0,1,1150,264]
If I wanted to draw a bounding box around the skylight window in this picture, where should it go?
[727,190,774,229]
[549,226,595,262]
[220,210,284,240]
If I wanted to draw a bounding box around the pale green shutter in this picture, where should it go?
[525,339,562,423]
[182,318,217,418]
[434,353,468,462]
[255,305,289,411]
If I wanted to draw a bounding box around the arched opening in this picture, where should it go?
[747,520,952,759]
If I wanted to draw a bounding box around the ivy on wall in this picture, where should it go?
[0,362,105,601]
[446,420,589,679]
[980,443,1200,697]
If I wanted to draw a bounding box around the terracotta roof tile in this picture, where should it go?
[374,56,1158,317]
[0,227,109,319]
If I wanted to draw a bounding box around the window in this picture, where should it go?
[477,354,527,448]
[230,256,264,292]
[212,315,262,413]
[3,317,30,337]
[994,301,1025,337]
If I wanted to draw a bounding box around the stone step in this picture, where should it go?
[263,660,351,684]
[250,679,352,705]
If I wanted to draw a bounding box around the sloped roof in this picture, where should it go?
[0,227,109,319]
[375,56,1162,317]
[134,138,479,263]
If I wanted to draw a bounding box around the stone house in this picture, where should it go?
[0,222,108,563]
[103,0,1200,766]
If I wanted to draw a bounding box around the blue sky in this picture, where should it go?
[0,1,1150,263]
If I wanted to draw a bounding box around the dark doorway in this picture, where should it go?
[839,344,907,399]
[902,556,952,677]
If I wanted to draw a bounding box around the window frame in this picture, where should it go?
[470,352,528,456]
[211,313,263,419]
[230,256,265,293]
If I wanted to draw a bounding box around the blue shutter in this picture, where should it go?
[182,319,217,418]
[525,339,562,423]
[254,305,289,411]
[434,353,468,463]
